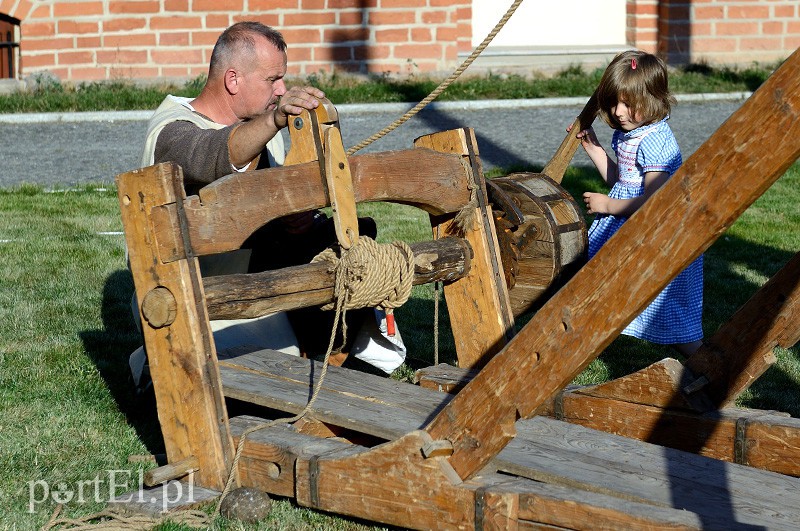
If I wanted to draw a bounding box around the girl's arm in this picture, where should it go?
[583,170,669,216]
[571,126,618,185]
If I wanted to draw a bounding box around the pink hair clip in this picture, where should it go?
[631,58,637,70]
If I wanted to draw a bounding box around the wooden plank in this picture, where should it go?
[479,474,703,531]
[541,91,598,184]
[424,47,800,481]
[573,357,711,411]
[416,128,514,369]
[219,349,453,440]
[203,237,472,319]
[498,417,800,529]
[116,162,233,490]
[685,250,800,407]
[230,416,350,498]
[558,392,800,476]
[151,148,474,261]
[323,126,359,248]
[295,430,478,530]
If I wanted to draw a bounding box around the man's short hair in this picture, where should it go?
[209,21,287,78]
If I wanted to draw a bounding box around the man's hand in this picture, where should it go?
[273,86,326,129]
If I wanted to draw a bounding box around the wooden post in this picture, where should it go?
[117,162,233,490]
[415,128,515,369]
[425,48,800,481]
[685,250,800,408]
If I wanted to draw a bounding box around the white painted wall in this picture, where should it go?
[472,0,627,48]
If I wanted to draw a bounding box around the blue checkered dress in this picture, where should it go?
[587,118,704,344]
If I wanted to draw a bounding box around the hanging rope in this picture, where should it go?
[346,0,526,156]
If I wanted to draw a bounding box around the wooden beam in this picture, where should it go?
[425,48,800,481]
[116,162,233,490]
[150,148,474,262]
[202,237,472,319]
[416,128,515,369]
[541,91,598,183]
[685,250,800,408]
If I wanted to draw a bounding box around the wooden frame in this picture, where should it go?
[115,48,800,528]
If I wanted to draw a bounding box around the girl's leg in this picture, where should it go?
[672,340,703,357]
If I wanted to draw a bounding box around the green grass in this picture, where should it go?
[1,162,799,528]
[0,61,778,114]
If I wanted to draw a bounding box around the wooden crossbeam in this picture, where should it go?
[685,250,800,408]
[425,47,800,480]
[150,149,474,261]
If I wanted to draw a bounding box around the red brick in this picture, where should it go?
[739,36,782,51]
[249,0,299,9]
[774,5,797,18]
[194,0,244,11]
[29,5,52,19]
[152,48,204,64]
[57,50,94,65]
[693,5,725,20]
[192,30,223,46]
[104,33,156,47]
[97,49,148,63]
[323,27,369,42]
[8,0,33,20]
[689,22,712,37]
[281,28,323,44]
[125,66,160,78]
[374,28,409,43]
[24,37,75,51]
[715,21,759,36]
[286,45,312,62]
[204,15,231,30]
[150,17,204,30]
[313,45,352,62]
[411,27,432,42]
[58,21,100,34]
[284,12,337,26]
[369,10,416,25]
[436,26,459,42]
[159,32,191,46]
[103,18,147,32]
[728,5,770,20]
[162,66,191,77]
[301,0,326,9]
[394,43,444,60]
[788,20,800,33]
[762,21,785,35]
[53,2,104,17]
[328,0,374,8]
[21,22,55,38]
[164,0,189,11]
[692,37,738,53]
[70,66,107,80]
[354,44,389,60]
[108,1,161,14]
[22,53,56,68]
[422,11,447,25]
[339,11,365,25]
[77,36,102,48]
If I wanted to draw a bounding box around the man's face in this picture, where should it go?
[235,36,288,120]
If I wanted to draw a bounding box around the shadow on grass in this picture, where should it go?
[79,269,165,456]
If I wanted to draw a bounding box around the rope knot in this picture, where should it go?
[312,236,414,312]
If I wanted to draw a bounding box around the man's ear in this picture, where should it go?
[224,69,239,95]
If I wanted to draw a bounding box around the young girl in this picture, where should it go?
[573,50,703,356]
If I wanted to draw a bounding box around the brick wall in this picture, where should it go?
[628,0,800,66]
[1,0,797,84]
[3,0,470,82]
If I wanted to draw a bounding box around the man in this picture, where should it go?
[131,22,405,386]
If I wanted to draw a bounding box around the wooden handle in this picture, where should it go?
[541,91,599,184]
[143,456,199,486]
[324,127,359,249]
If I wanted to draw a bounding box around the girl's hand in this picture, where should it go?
[567,124,601,150]
[583,192,610,215]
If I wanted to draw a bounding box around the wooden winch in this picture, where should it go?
[114,49,800,529]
